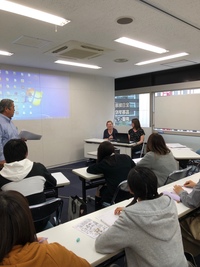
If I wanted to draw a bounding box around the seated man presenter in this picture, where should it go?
[0,99,20,166]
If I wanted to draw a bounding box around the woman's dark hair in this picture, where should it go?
[0,191,37,263]
[97,141,115,162]
[146,133,170,155]
[127,166,159,201]
[131,118,141,130]
[3,139,28,163]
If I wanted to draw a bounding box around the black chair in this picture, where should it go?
[185,252,197,267]
[29,198,63,232]
[103,180,131,207]
[164,166,192,185]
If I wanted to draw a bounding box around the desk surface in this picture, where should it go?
[85,138,135,147]
[170,147,200,160]
[38,174,199,266]
[52,172,70,187]
[72,167,103,180]
[158,172,200,218]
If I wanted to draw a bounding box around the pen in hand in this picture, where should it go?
[38,237,48,243]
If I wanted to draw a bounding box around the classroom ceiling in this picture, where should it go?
[1,0,200,78]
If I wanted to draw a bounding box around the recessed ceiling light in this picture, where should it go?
[0,1,70,26]
[117,17,133,25]
[114,58,128,63]
[135,52,189,65]
[115,37,168,54]
[55,60,102,69]
[0,50,13,56]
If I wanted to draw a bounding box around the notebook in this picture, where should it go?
[115,133,133,144]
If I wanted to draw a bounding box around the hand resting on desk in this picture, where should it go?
[173,180,197,195]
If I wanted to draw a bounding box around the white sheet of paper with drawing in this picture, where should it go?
[74,218,108,239]
[19,130,42,140]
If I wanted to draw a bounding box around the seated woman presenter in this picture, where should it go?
[137,133,178,186]
[0,190,91,267]
[95,166,189,267]
[103,120,118,140]
[128,118,145,158]
[173,180,200,257]
[87,141,135,210]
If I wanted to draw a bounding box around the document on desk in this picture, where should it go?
[19,130,42,140]
[167,143,187,148]
[162,186,193,202]
[97,209,119,227]
[74,218,108,239]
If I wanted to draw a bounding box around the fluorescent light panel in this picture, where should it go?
[0,1,70,26]
[55,60,102,69]
[135,52,189,65]
[115,37,168,54]
[0,50,13,56]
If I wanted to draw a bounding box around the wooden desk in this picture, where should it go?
[52,172,70,187]
[72,167,104,202]
[38,173,199,266]
[38,199,130,267]
[84,138,135,158]
[49,172,70,197]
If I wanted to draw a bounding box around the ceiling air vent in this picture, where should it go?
[45,40,113,60]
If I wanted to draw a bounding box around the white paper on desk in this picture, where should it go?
[167,143,187,148]
[19,130,42,140]
[97,209,119,227]
[74,218,108,239]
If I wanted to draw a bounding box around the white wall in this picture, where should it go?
[2,65,114,167]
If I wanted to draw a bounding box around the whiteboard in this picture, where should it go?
[154,94,200,131]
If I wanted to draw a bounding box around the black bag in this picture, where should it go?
[68,195,87,220]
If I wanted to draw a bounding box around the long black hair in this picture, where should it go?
[128,166,160,201]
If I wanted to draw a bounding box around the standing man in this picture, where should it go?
[0,99,19,165]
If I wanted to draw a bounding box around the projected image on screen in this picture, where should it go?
[0,69,69,120]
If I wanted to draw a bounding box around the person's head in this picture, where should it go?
[106,120,113,130]
[131,118,141,130]
[127,166,159,201]
[146,133,170,155]
[0,99,15,118]
[97,141,115,162]
[4,139,28,163]
[0,190,36,263]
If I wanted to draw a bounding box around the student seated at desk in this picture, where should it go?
[0,139,56,205]
[103,120,118,140]
[0,139,57,232]
[87,141,135,210]
[137,133,178,186]
[174,180,200,257]
[0,190,91,267]
[95,167,189,267]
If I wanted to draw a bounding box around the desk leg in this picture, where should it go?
[79,177,87,203]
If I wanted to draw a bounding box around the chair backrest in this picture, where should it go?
[1,176,46,196]
[111,180,130,204]
[29,198,63,226]
[164,166,192,185]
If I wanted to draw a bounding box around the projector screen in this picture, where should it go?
[0,69,69,120]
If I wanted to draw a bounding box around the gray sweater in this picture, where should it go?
[95,196,188,267]
[179,179,200,208]
[137,151,178,186]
